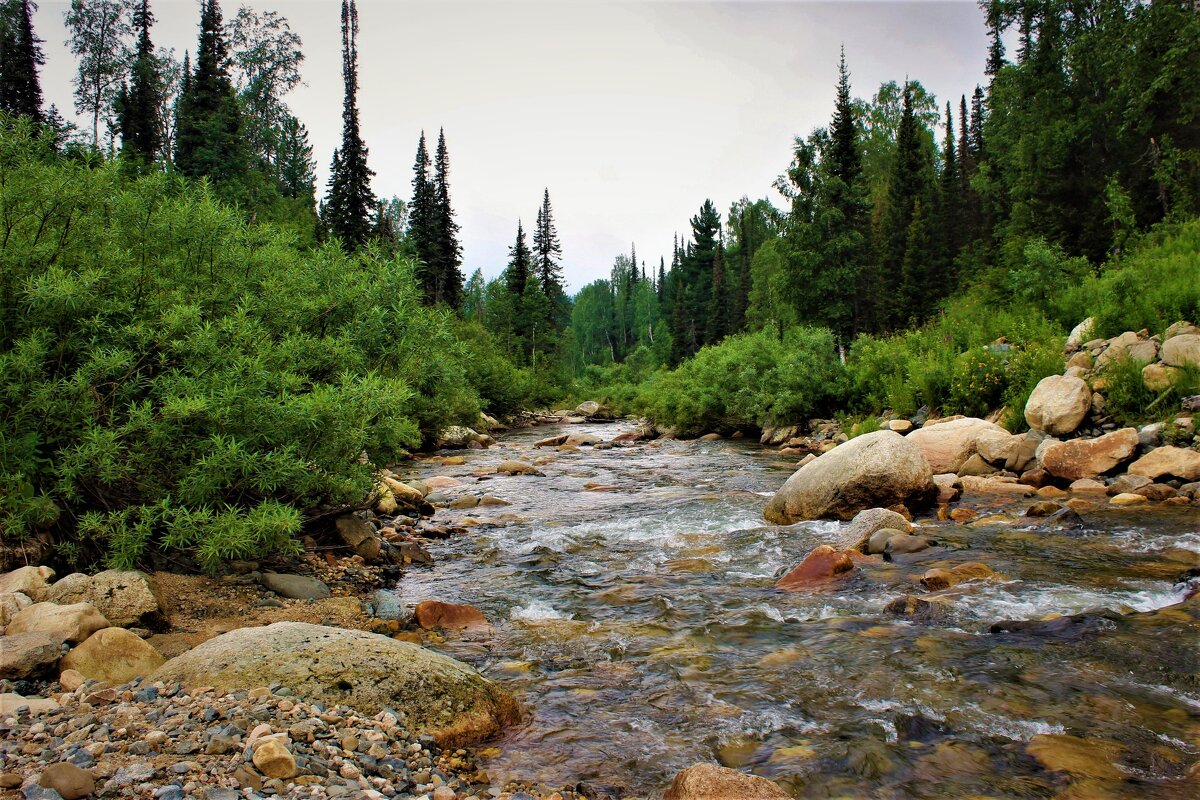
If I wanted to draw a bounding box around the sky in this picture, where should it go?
[34,0,990,291]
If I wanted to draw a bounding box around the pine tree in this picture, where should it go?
[985,1,1006,79]
[0,0,44,122]
[504,220,532,298]
[657,257,666,302]
[322,0,374,250]
[117,0,163,164]
[936,100,961,277]
[532,188,563,295]
[969,86,986,162]
[173,0,248,184]
[408,131,438,301]
[705,237,728,343]
[430,128,462,306]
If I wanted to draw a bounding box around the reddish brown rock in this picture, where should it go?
[414,600,489,630]
[775,546,855,591]
[1037,428,1139,481]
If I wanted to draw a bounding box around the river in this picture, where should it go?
[397,421,1200,799]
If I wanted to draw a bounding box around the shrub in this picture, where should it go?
[948,346,1008,417]
[637,327,848,436]
[0,122,503,570]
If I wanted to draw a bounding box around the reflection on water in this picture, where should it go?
[399,423,1200,798]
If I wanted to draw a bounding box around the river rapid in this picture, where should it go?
[398,422,1200,799]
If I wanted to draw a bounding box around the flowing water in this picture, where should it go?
[397,422,1200,799]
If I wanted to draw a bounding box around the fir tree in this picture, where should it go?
[0,0,44,122]
[985,1,1006,78]
[504,220,532,299]
[706,237,728,343]
[173,0,248,183]
[323,0,374,250]
[276,113,315,201]
[431,128,462,306]
[936,100,961,276]
[117,0,163,164]
[533,188,564,295]
[969,86,986,162]
[408,131,438,301]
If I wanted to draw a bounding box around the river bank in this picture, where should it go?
[3,408,1199,799]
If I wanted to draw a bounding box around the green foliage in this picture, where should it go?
[1102,359,1200,428]
[0,122,520,569]
[1057,219,1200,339]
[637,327,848,437]
[947,346,1007,418]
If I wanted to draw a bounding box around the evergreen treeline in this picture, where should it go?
[569,0,1200,380]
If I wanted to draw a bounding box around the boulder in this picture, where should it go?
[0,631,65,679]
[1066,318,1095,349]
[533,434,569,448]
[575,401,602,416]
[867,528,906,555]
[497,460,543,476]
[370,590,409,621]
[335,515,382,562]
[1110,492,1148,505]
[150,621,518,745]
[0,590,33,628]
[885,534,936,555]
[920,562,994,591]
[1069,478,1108,494]
[1162,333,1200,368]
[775,545,855,591]
[958,476,1034,497]
[382,477,426,504]
[957,453,998,477]
[663,763,789,800]
[1164,321,1200,340]
[252,738,298,780]
[1095,331,1159,370]
[59,627,165,685]
[564,433,602,447]
[424,476,461,490]
[1143,363,1181,392]
[845,508,913,551]
[414,600,488,630]
[258,573,331,601]
[437,426,479,449]
[1107,474,1152,495]
[0,692,60,715]
[975,430,1023,466]
[38,762,95,799]
[887,419,913,434]
[1128,446,1200,481]
[1024,375,1091,436]
[907,417,1009,474]
[1065,351,1093,371]
[1036,428,1138,481]
[0,565,54,601]
[6,602,109,643]
[764,431,936,523]
[44,570,165,629]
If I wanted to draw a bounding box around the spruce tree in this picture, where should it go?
[969,86,986,162]
[985,1,1006,79]
[431,128,462,306]
[408,132,438,302]
[705,237,728,344]
[0,0,44,122]
[532,188,564,296]
[117,0,163,164]
[173,0,247,184]
[323,0,374,251]
[936,100,961,277]
[504,220,532,298]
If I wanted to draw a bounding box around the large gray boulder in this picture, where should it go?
[1162,333,1200,368]
[150,622,518,746]
[1024,375,1091,435]
[906,417,1009,474]
[45,570,166,629]
[764,431,936,523]
[6,602,109,643]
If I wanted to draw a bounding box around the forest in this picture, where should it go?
[1,0,1198,567]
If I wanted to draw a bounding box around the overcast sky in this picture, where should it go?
[34,0,989,290]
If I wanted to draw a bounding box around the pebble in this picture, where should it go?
[0,675,578,800]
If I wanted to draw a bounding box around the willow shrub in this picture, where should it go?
[637,327,848,437]
[0,122,486,569]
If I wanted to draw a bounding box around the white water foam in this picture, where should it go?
[510,600,574,623]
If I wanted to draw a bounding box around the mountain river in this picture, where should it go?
[397,421,1200,799]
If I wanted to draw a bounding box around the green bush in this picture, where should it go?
[947,347,1008,417]
[1102,358,1200,427]
[637,327,848,436]
[0,121,522,570]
